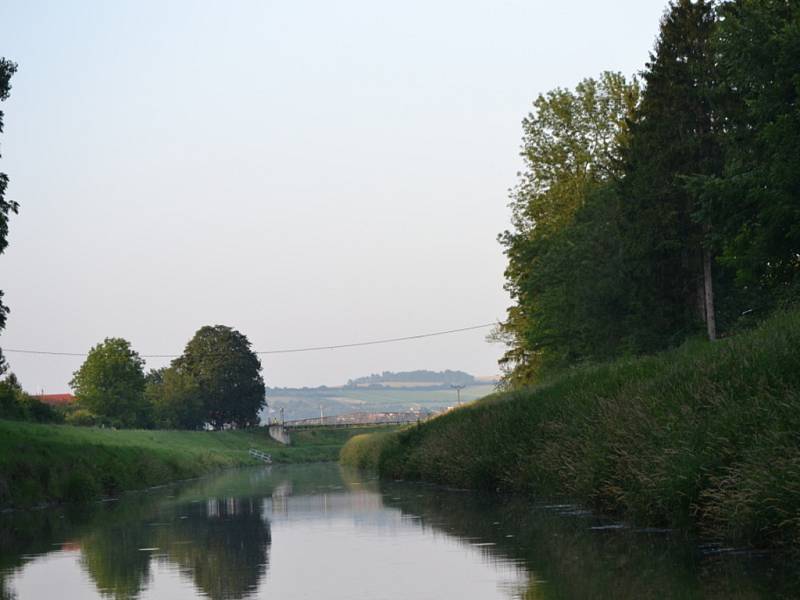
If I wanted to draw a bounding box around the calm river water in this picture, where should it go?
[0,463,795,599]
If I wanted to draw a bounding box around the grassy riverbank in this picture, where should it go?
[341,309,800,549]
[0,422,389,508]
[270,426,400,463]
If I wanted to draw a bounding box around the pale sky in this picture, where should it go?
[0,0,667,392]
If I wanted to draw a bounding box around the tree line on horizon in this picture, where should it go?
[496,0,800,387]
[345,369,476,387]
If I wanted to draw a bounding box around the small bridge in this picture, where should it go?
[283,411,427,430]
[265,411,429,445]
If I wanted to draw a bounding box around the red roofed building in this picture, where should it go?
[38,393,77,407]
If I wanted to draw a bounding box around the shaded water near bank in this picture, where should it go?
[0,463,796,599]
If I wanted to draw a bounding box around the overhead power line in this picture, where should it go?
[2,322,498,359]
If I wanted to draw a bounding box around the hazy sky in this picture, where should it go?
[0,0,667,392]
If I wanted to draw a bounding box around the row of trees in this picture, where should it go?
[70,325,266,429]
[497,0,800,386]
[346,370,476,386]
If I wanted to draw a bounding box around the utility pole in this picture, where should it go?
[451,384,465,406]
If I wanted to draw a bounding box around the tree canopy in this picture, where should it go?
[70,338,148,428]
[145,367,205,430]
[497,72,640,384]
[173,325,266,429]
[704,0,800,303]
[498,0,800,386]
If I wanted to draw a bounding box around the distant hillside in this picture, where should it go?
[346,370,476,387]
[264,370,497,422]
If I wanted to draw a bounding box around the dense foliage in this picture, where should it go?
[498,0,800,385]
[146,366,205,430]
[0,58,17,374]
[70,338,149,428]
[497,72,640,384]
[172,325,266,429]
[64,326,266,430]
[0,373,62,423]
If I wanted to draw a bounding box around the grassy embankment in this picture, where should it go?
[341,309,800,548]
[0,421,392,508]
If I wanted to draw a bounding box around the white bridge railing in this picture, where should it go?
[249,448,272,463]
[282,412,426,429]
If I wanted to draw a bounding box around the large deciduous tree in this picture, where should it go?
[173,325,265,429]
[70,338,148,428]
[497,72,639,385]
[0,58,18,374]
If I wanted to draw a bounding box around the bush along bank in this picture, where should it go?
[340,309,800,550]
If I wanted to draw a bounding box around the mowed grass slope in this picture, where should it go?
[0,421,399,508]
[341,309,800,549]
[0,421,280,507]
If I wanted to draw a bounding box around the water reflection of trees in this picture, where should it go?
[156,497,270,600]
[80,526,152,600]
[2,467,346,600]
[7,465,799,599]
[76,496,270,600]
[0,506,96,600]
[377,481,799,600]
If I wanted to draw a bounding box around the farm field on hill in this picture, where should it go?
[267,384,497,421]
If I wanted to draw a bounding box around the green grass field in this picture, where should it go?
[341,309,800,550]
[0,421,392,508]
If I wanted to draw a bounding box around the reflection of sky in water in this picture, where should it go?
[261,490,530,599]
[4,467,530,600]
[261,516,528,599]
[4,464,787,599]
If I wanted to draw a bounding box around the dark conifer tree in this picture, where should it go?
[620,0,721,346]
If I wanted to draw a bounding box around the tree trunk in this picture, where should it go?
[703,247,717,340]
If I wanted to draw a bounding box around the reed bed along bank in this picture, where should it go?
[340,309,800,548]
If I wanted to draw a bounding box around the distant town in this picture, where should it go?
[265,370,500,421]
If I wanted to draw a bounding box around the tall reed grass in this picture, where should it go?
[341,309,800,547]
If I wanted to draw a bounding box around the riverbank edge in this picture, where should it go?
[0,422,400,509]
[340,309,800,549]
[0,424,278,509]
